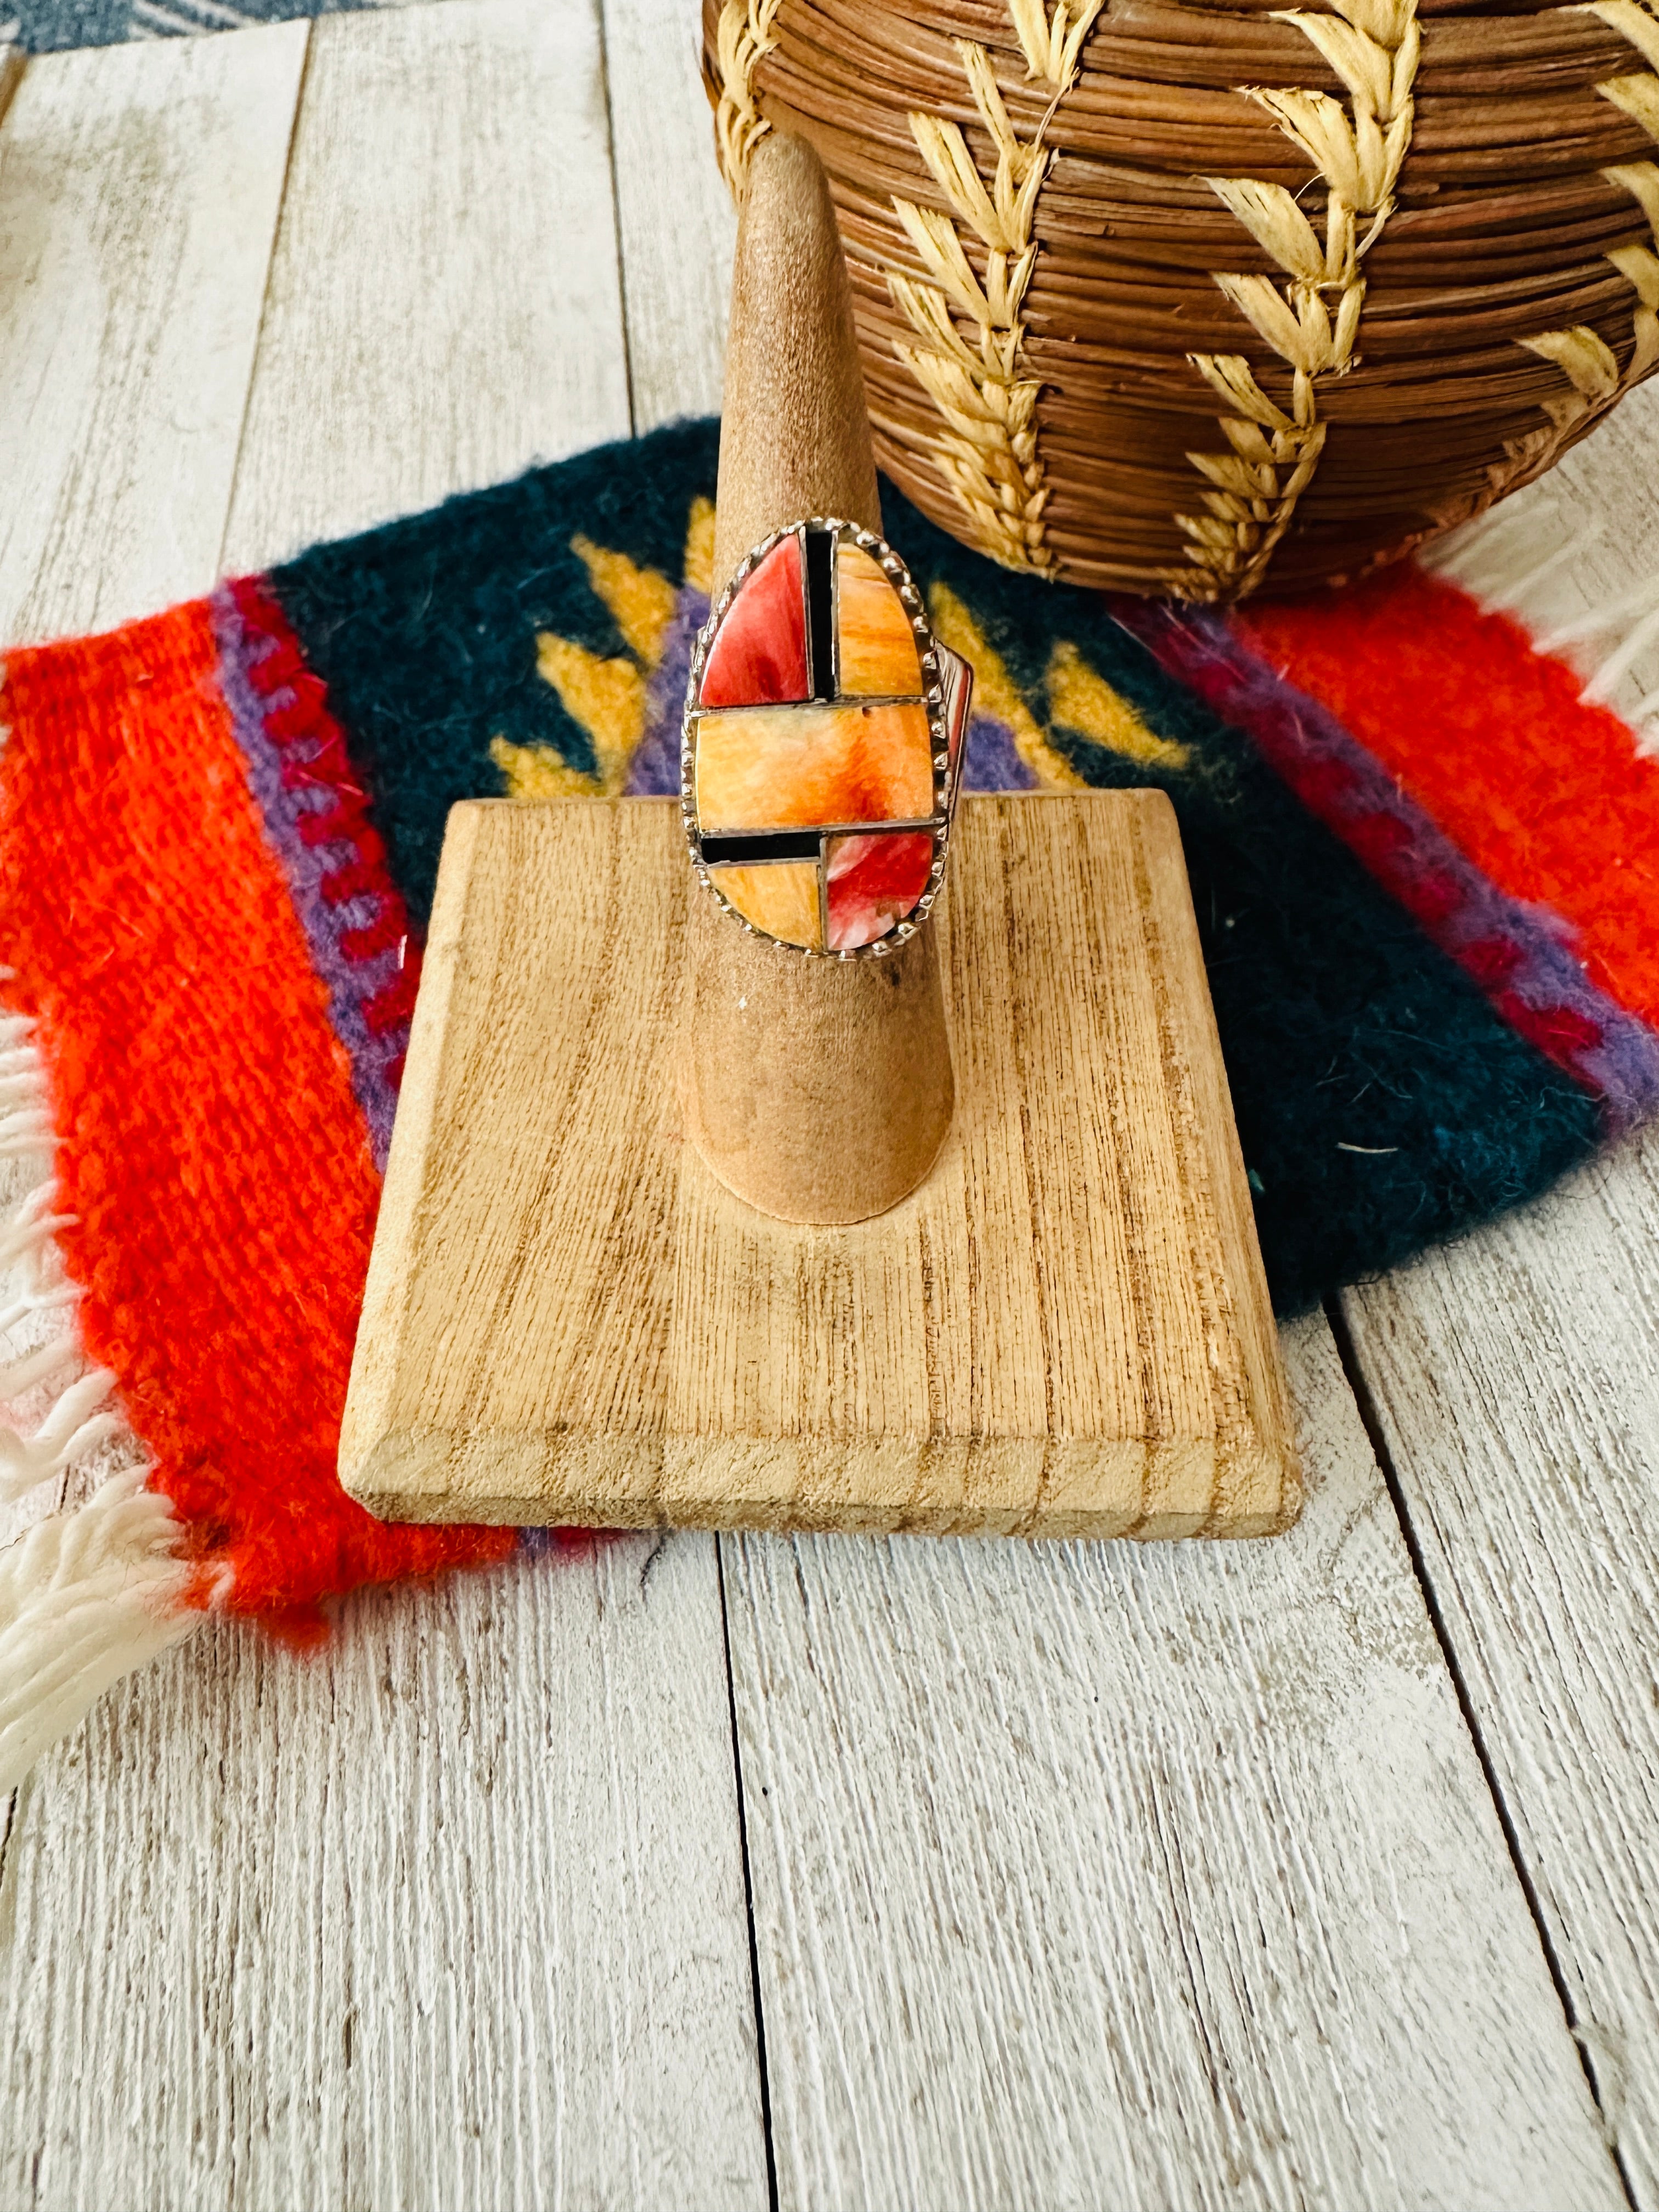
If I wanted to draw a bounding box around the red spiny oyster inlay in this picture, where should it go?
[690,523,968,953]
[826,832,935,952]
[698,534,808,707]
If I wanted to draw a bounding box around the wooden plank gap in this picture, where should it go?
[1324,1289,1641,2212]
[220,0,634,570]
[723,1312,1626,2209]
[599,0,733,430]
[590,0,639,435]
[716,1533,783,2212]
[0,23,309,644]
[213,19,314,583]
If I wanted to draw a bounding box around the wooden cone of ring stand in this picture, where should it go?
[682,131,953,1224]
[337,133,1302,1539]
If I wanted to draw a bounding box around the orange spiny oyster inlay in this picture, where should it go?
[685,522,970,954]
[695,703,933,831]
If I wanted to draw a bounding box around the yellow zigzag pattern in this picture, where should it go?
[492,501,714,798]
[493,504,1183,800]
[928,583,1190,779]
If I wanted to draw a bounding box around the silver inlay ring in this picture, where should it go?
[681,517,973,958]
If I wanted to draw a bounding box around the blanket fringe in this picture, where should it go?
[0,1468,197,1792]
[1423,497,1659,751]
[0,1006,201,1793]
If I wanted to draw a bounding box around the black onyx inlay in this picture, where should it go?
[700,830,822,865]
[804,527,836,701]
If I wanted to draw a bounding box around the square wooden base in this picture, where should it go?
[339,794,1300,1539]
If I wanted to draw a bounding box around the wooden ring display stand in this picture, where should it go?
[681,132,953,1225]
[338,133,1302,1542]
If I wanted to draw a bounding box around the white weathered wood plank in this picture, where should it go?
[2,9,768,2205]
[600,13,1626,2199]
[724,1313,1624,2212]
[0,17,1637,2212]
[1342,1126,1659,2205]
[0,1534,769,2212]
[221,0,633,572]
[1346,386,1659,2205]
[598,0,734,430]
[0,24,307,644]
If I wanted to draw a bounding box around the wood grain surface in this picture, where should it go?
[219,0,631,573]
[597,0,733,430]
[0,0,1655,2205]
[341,793,1297,1538]
[1342,1132,1659,2206]
[2,10,765,2208]
[0,1534,768,2211]
[725,1317,1623,2212]
[0,25,306,644]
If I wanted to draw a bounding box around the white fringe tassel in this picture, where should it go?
[1422,492,1659,757]
[0,1468,196,1792]
[0,1007,203,1793]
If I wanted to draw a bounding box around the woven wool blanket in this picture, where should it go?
[11,0,402,56]
[4,415,1658,1788]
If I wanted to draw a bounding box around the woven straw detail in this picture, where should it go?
[702,0,1659,594]
[883,8,1102,574]
[1524,3,1659,435]
[712,0,785,198]
[1427,1,1659,537]
[1172,0,1421,601]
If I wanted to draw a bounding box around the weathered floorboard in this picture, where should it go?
[599,2,1633,2201]
[5,0,1651,2204]
[0,1536,768,2212]
[1342,1126,1659,2206]
[0,24,306,645]
[598,0,735,430]
[221,0,633,569]
[725,1315,1624,2212]
[1352,376,1659,2208]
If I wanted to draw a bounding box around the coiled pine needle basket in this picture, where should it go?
[702,0,1659,598]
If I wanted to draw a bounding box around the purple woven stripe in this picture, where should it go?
[961,711,1038,792]
[628,590,707,796]
[211,584,405,1171]
[1116,597,1659,1135]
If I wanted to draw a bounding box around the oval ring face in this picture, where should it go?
[681,519,972,956]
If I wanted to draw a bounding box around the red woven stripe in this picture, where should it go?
[365,958,422,1034]
[0,601,514,1628]
[230,578,420,1020]
[1237,567,1659,1029]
